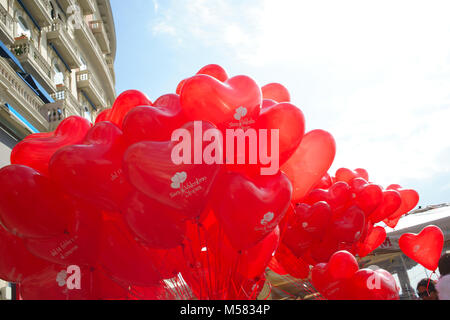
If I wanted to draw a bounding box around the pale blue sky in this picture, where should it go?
[111,0,450,207]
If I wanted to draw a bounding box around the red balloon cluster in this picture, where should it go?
[0,64,423,300]
[311,251,400,300]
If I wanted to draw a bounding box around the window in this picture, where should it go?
[80,56,87,71]
[84,106,91,122]
[53,60,64,85]
[50,2,56,20]
[16,15,31,38]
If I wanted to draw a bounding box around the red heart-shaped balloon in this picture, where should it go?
[196,64,229,82]
[312,172,333,190]
[348,268,400,300]
[399,225,444,271]
[331,205,366,243]
[383,185,419,228]
[212,170,292,250]
[281,130,336,203]
[0,225,51,282]
[124,121,222,219]
[0,165,73,239]
[107,90,152,128]
[368,189,402,223]
[25,201,102,266]
[261,83,291,103]
[256,102,305,167]
[226,102,305,176]
[283,202,332,257]
[10,116,92,176]
[274,245,310,279]
[327,250,359,280]
[311,250,358,299]
[95,108,112,124]
[304,181,352,213]
[123,191,186,249]
[49,121,133,212]
[350,179,383,216]
[180,74,261,131]
[357,226,386,257]
[176,64,229,94]
[99,217,162,287]
[122,94,188,144]
[335,168,369,184]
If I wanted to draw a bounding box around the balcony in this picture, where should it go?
[0,58,49,132]
[43,85,80,130]
[0,4,14,46]
[76,69,106,109]
[20,0,53,27]
[47,20,81,69]
[79,0,95,14]
[11,37,55,94]
[89,20,110,54]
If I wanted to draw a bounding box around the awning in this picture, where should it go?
[0,40,26,73]
[21,73,55,104]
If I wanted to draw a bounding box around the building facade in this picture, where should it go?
[0,0,116,168]
[0,0,116,298]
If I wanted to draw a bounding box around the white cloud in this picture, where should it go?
[149,0,450,197]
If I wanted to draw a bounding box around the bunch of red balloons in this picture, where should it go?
[275,168,420,279]
[0,64,419,300]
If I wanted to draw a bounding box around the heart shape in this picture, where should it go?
[0,225,51,282]
[226,102,305,176]
[357,225,387,257]
[311,250,358,299]
[383,184,419,228]
[25,201,102,266]
[281,129,336,203]
[180,74,262,131]
[261,83,291,103]
[399,225,444,271]
[304,181,352,213]
[176,64,229,94]
[99,217,162,287]
[10,116,92,176]
[49,121,133,212]
[212,170,292,250]
[122,191,186,249]
[335,168,369,184]
[283,202,332,257]
[0,165,73,239]
[350,178,383,216]
[95,108,112,124]
[348,268,400,300]
[256,102,305,167]
[106,90,152,128]
[330,205,366,243]
[122,94,188,144]
[368,189,402,223]
[124,121,222,219]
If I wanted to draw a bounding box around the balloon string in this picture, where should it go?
[198,222,213,299]
[427,271,436,296]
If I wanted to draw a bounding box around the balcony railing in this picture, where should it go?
[11,37,55,94]
[51,85,80,116]
[76,69,106,108]
[47,20,81,69]
[21,0,53,27]
[0,3,14,45]
[89,20,110,54]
